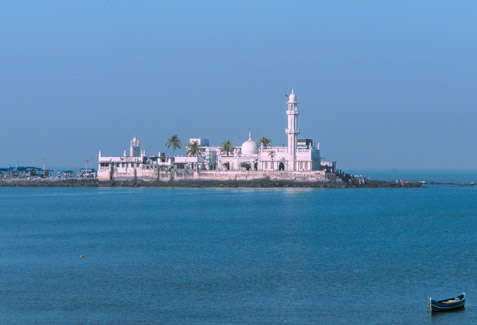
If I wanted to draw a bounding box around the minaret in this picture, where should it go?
[285,89,300,171]
[130,136,140,157]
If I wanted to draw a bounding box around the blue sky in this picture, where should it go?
[1,0,476,170]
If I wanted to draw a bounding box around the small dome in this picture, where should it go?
[287,88,297,103]
[241,132,258,155]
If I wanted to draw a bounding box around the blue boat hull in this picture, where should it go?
[430,293,466,312]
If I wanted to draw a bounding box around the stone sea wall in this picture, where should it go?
[99,169,329,182]
[0,177,422,188]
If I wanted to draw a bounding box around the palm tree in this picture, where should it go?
[186,141,202,170]
[268,150,275,171]
[165,135,182,156]
[258,136,271,148]
[221,140,234,157]
[186,141,202,157]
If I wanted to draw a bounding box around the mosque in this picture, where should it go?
[197,89,324,172]
[97,89,335,182]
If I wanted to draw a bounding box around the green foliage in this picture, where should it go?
[165,135,182,154]
[240,162,251,170]
[268,150,276,171]
[186,141,202,157]
[258,136,272,148]
[221,140,233,157]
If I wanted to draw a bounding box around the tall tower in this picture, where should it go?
[285,89,300,171]
[130,136,140,157]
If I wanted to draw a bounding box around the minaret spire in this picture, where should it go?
[285,88,300,171]
[130,136,140,157]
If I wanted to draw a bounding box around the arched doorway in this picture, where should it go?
[278,162,285,171]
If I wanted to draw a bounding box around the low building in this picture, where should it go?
[0,166,50,178]
[98,136,170,181]
[78,168,97,178]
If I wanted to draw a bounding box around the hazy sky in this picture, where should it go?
[1,1,476,170]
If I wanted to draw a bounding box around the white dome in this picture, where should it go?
[241,132,258,155]
[287,88,297,103]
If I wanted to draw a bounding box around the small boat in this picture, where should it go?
[428,293,466,313]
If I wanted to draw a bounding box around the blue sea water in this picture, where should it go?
[349,170,477,184]
[1,184,476,324]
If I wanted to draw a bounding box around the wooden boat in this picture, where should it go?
[428,293,466,313]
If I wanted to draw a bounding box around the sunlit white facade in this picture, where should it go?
[192,89,323,172]
[98,90,334,181]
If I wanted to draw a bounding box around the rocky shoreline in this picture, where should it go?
[0,178,423,188]
[425,181,475,186]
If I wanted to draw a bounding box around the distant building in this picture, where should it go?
[0,166,50,178]
[77,168,97,178]
[98,137,169,181]
[97,89,336,182]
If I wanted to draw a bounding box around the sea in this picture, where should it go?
[1,171,476,324]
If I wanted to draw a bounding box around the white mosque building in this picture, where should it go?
[97,89,335,182]
[196,89,323,172]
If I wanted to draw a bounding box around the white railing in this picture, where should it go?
[262,147,287,153]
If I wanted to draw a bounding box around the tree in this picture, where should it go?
[268,151,275,170]
[186,141,202,170]
[258,136,271,148]
[240,162,251,170]
[221,140,234,157]
[165,135,182,156]
[186,141,202,157]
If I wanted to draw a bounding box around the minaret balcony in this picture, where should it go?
[286,110,300,115]
[285,128,300,134]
